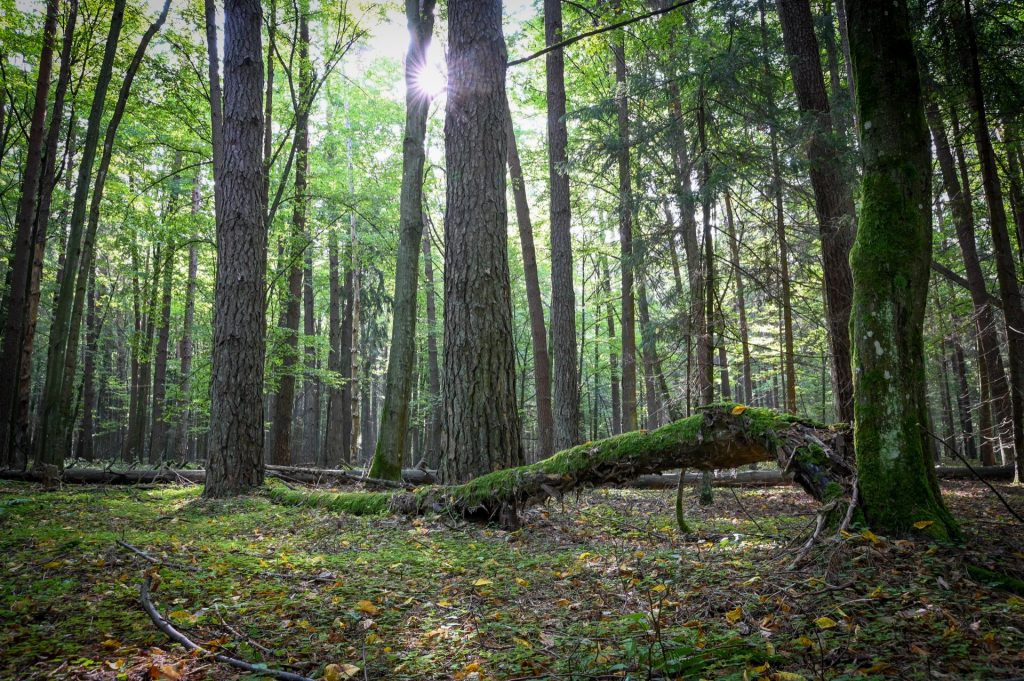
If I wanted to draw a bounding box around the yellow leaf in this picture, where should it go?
[354,600,378,615]
[324,663,361,681]
[815,616,837,629]
[100,638,121,650]
[42,560,61,569]
[515,577,530,587]
[792,636,815,647]
[513,637,533,648]
[731,404,748,415]
[437,600,452,607]
[463,662,482,673]
[473,578,493,587]
[751,661,770,673]
[651,584,668,593]
[869,586,885,599]
[556,598,572,607]
[770,673,807,681]
[168,610,194,623]
[725,607,743,623]
[912,520,934,530]
[860,529,881,545]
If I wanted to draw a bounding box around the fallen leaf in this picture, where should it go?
[354,600,378,615]
[731,404,748,415]
[515,577,530,587]
[725,607,743,623]
[324,663,361,681]
[912,520,934,530]
[815,616,837,629]
[472,578,493,587]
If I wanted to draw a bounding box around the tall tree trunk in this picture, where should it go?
[926,101,1014,465]
[724,191,753,405]
[506,104,554,459]
[369,0,436,479]
[951,330,979,461]
[204,0,267,498]
[546,0,580,451]
[297,12,318,467]
[149,241,174,463]
[697,84,714,406]
[1,0,76,467]
[176,177,200,462]
[958,0,1024,483]
[776,0,856,423]
[421,228,442,468]
[612,29,638,432]
[79,271,98,462]
[846,0,958,537]
[0,0,59,466]
[440,0,523,483]
[602,257,621,435]
[322,226,345,467]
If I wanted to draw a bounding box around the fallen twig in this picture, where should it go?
[116,540,198,572]
[139,572,315,681]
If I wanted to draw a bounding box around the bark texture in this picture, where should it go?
[440,0,524,483]
[204,0,267,498]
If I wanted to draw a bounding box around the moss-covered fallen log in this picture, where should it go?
[267,405,856,527]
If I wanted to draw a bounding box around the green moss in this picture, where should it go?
[966,564,1024,595]
[263,479,394,515]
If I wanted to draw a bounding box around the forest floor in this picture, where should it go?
[1,476,1022,681]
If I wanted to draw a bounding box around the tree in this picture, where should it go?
[204,0,267,498]
[546,0,581,451]
[439,0,523,483]
[369,0,437,480]
[846,0,958,537]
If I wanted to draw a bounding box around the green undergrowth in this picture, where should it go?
[2,479,1022,680]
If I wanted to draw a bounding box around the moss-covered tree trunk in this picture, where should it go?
[845,0,958,539]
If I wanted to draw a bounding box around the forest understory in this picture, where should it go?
[2,477,1022,681]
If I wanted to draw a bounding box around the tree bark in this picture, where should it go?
[506,104,554,459]
[957,0,1024,483]
[776,0,856,423]
[546,0,581,451]
[846,0,958,538]
[951,330,979,461]
[175,176,200,462]
[322,226,345,467]
[369,0,436,480]
[440,0,523,483]
[421,228,442,468]
[204,0,267,498]
[602,258,622,435]
[724,191,754,405]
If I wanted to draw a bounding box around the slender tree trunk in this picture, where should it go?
[951,330,979,461]
[440,0,523,483]
[636,278,663,428]
[79,272,98,462]
[602,257,621,435]
[724,191,753,405]
[506,104,554,459]
[204,0,267,498]
[369,0,436,479]
[776,0,856,423]
[149,241,174,463]
[421,228,442,468]
[697,84,714,406]
[612,30,638,432]
[958,0,1024,483]
[0,0,60,466]
[926,102,1014,465]
[546,0,580,451]
[322,226,345,467]
[846,0,958,537]
[176,178,200,462]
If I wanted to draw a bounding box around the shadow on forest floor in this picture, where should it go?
[1,477,1022,680]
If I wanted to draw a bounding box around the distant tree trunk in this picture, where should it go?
[421,228,442,468]
[204,0,267,498]
[724,191,753,405]
[950,330,979,461]
[938,338,958,457]
[298,11,318,466]
[926,102,1014,465]
[846,0,958,537]
[0,0,74,466]
[322,226,345,467]
[697,85,714,406]
[176,178,199,462]
[506,104,554,459]
[0,0,59,465]
[636,279,664,428]
[776,0,856,424]
[149,241,174,463]
[998,129,1024,267]
[79,272,98,462]
[369,0,436,480]
[546,0,580,451]
[602,257,621,435]
[958,0,1024,483]
[612,29,638,433]
[975,339,997,466]
[439,0,523,483]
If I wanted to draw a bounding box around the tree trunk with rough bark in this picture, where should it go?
[440,0,523,483]
[204,0,267,498]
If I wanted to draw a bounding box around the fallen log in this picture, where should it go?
[0,465,435,486]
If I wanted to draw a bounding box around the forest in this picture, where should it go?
[1,0,1023,678]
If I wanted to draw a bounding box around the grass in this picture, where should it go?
[1,477,1022,680]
